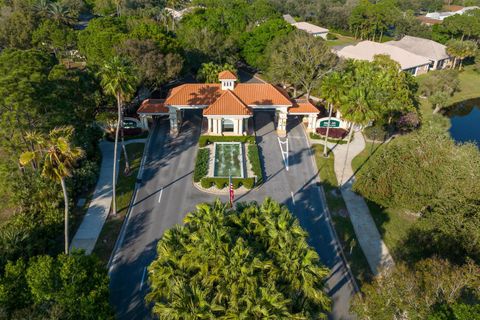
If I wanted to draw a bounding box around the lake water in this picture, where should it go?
[446,98,480,146]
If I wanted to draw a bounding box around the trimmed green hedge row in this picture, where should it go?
[199,135,256,147]
[193,148,210,182]
[247,144,263,184]
[201,177,255,190]
[309,132,349,144]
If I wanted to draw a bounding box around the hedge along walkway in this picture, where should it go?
[70,138,146,254]
[323,130,394,275]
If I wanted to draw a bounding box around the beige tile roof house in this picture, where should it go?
[335,40,431,75]
[291,22,329,39]
[385,36,453,70]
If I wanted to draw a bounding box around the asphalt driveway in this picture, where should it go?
[109,111,355,320]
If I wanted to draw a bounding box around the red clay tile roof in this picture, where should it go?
[233,84,292,106]
[163,83,293,107]
[137,99,168,114]
[416,16,442,25]
[165,84,222,106]
[203,90,252,116]
[289,100,319,114]
[218,70,237,80]
[444,5,464,12]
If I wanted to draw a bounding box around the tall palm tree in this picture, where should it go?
[34,0,51,18]
[98,57,136,216]
[320,72,344,157]
[338,62,382,185]
[447,40,478,70]
[20,126,84,254]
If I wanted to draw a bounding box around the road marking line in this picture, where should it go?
[140,267,147,290]
[158,188,163,203]
[291,191,295,206]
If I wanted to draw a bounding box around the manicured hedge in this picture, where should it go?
[200,177,255,190]
[315,127,348,139]
[247,144,263,185]
[199,135,256,147]
[193,148,210,182]
[309,132,349,144]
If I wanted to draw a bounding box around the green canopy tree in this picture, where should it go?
[98,57,137,216]
[446,40,478,70]
[19,126,84,254]
[147,199,331,319]
[351,257,480,319]
[266,30,338,99]
[197,62,236,83]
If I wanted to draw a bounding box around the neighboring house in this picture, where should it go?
[291,22,329,39]
[416,15,443,26]
[424,5,479,22]
[385,36,453,70]
[137,71,320,136]
[335,40,431,76]
[282,14,296,24]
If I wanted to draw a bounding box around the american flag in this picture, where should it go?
[229,174,234,207]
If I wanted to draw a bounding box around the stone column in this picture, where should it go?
[277,112,287,136]
[212,118,218,134]
[238,118,244,135]
[307,114,317,132]
[140,115,149,131]
[169,107,178,135]
[233,118,238,135]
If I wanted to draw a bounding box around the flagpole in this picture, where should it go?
[229,169,233,208]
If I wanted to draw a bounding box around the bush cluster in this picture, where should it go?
[201,177,255,190]
[363,124,390,141]
[193,148,210,182]
[326,33,338,40]
[199,135,256,147]
[315,127,348,139]
[247,144,263,184]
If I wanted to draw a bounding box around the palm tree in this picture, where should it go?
[48,3,74,25]
[338,63,382,185]
[20,127,84,254]
[34,0,51,18]
[319,72,344,157]
[98,57,136,216]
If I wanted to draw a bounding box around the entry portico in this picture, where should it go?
[138,71,321,135]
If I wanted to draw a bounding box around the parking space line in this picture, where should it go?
[140,267,147,290]
[157,188,163,203]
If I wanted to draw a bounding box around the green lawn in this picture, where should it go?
[351,139,416,259]
[93,143,145,264]
[417,66,480,112]
[311,144,372,284]
[326,33,359,47]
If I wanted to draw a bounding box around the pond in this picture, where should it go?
[446,98,480,146]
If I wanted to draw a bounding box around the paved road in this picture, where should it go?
[109,111,355,319]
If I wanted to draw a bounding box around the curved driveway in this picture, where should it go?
[109,111,356,319]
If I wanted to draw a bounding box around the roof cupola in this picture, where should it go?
[218,70,237,90]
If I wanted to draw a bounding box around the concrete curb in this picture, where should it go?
[301,123,360,294]
[107,124,154,274]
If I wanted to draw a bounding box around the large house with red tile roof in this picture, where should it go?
[137,71,320,135]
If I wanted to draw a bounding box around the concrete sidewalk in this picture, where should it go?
[71,138,146,254]
[325,131,394,275]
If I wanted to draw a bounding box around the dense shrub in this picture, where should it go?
[193,148,210,182]
[315,127,348,139]
[396,112,421,133]
[198,135,256,147]
[326,33,338,40]
[247,144,263,184]
[200,177,256,190]
[70,160,100,198]
[363,124,390,141]
[309,132,348,144]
